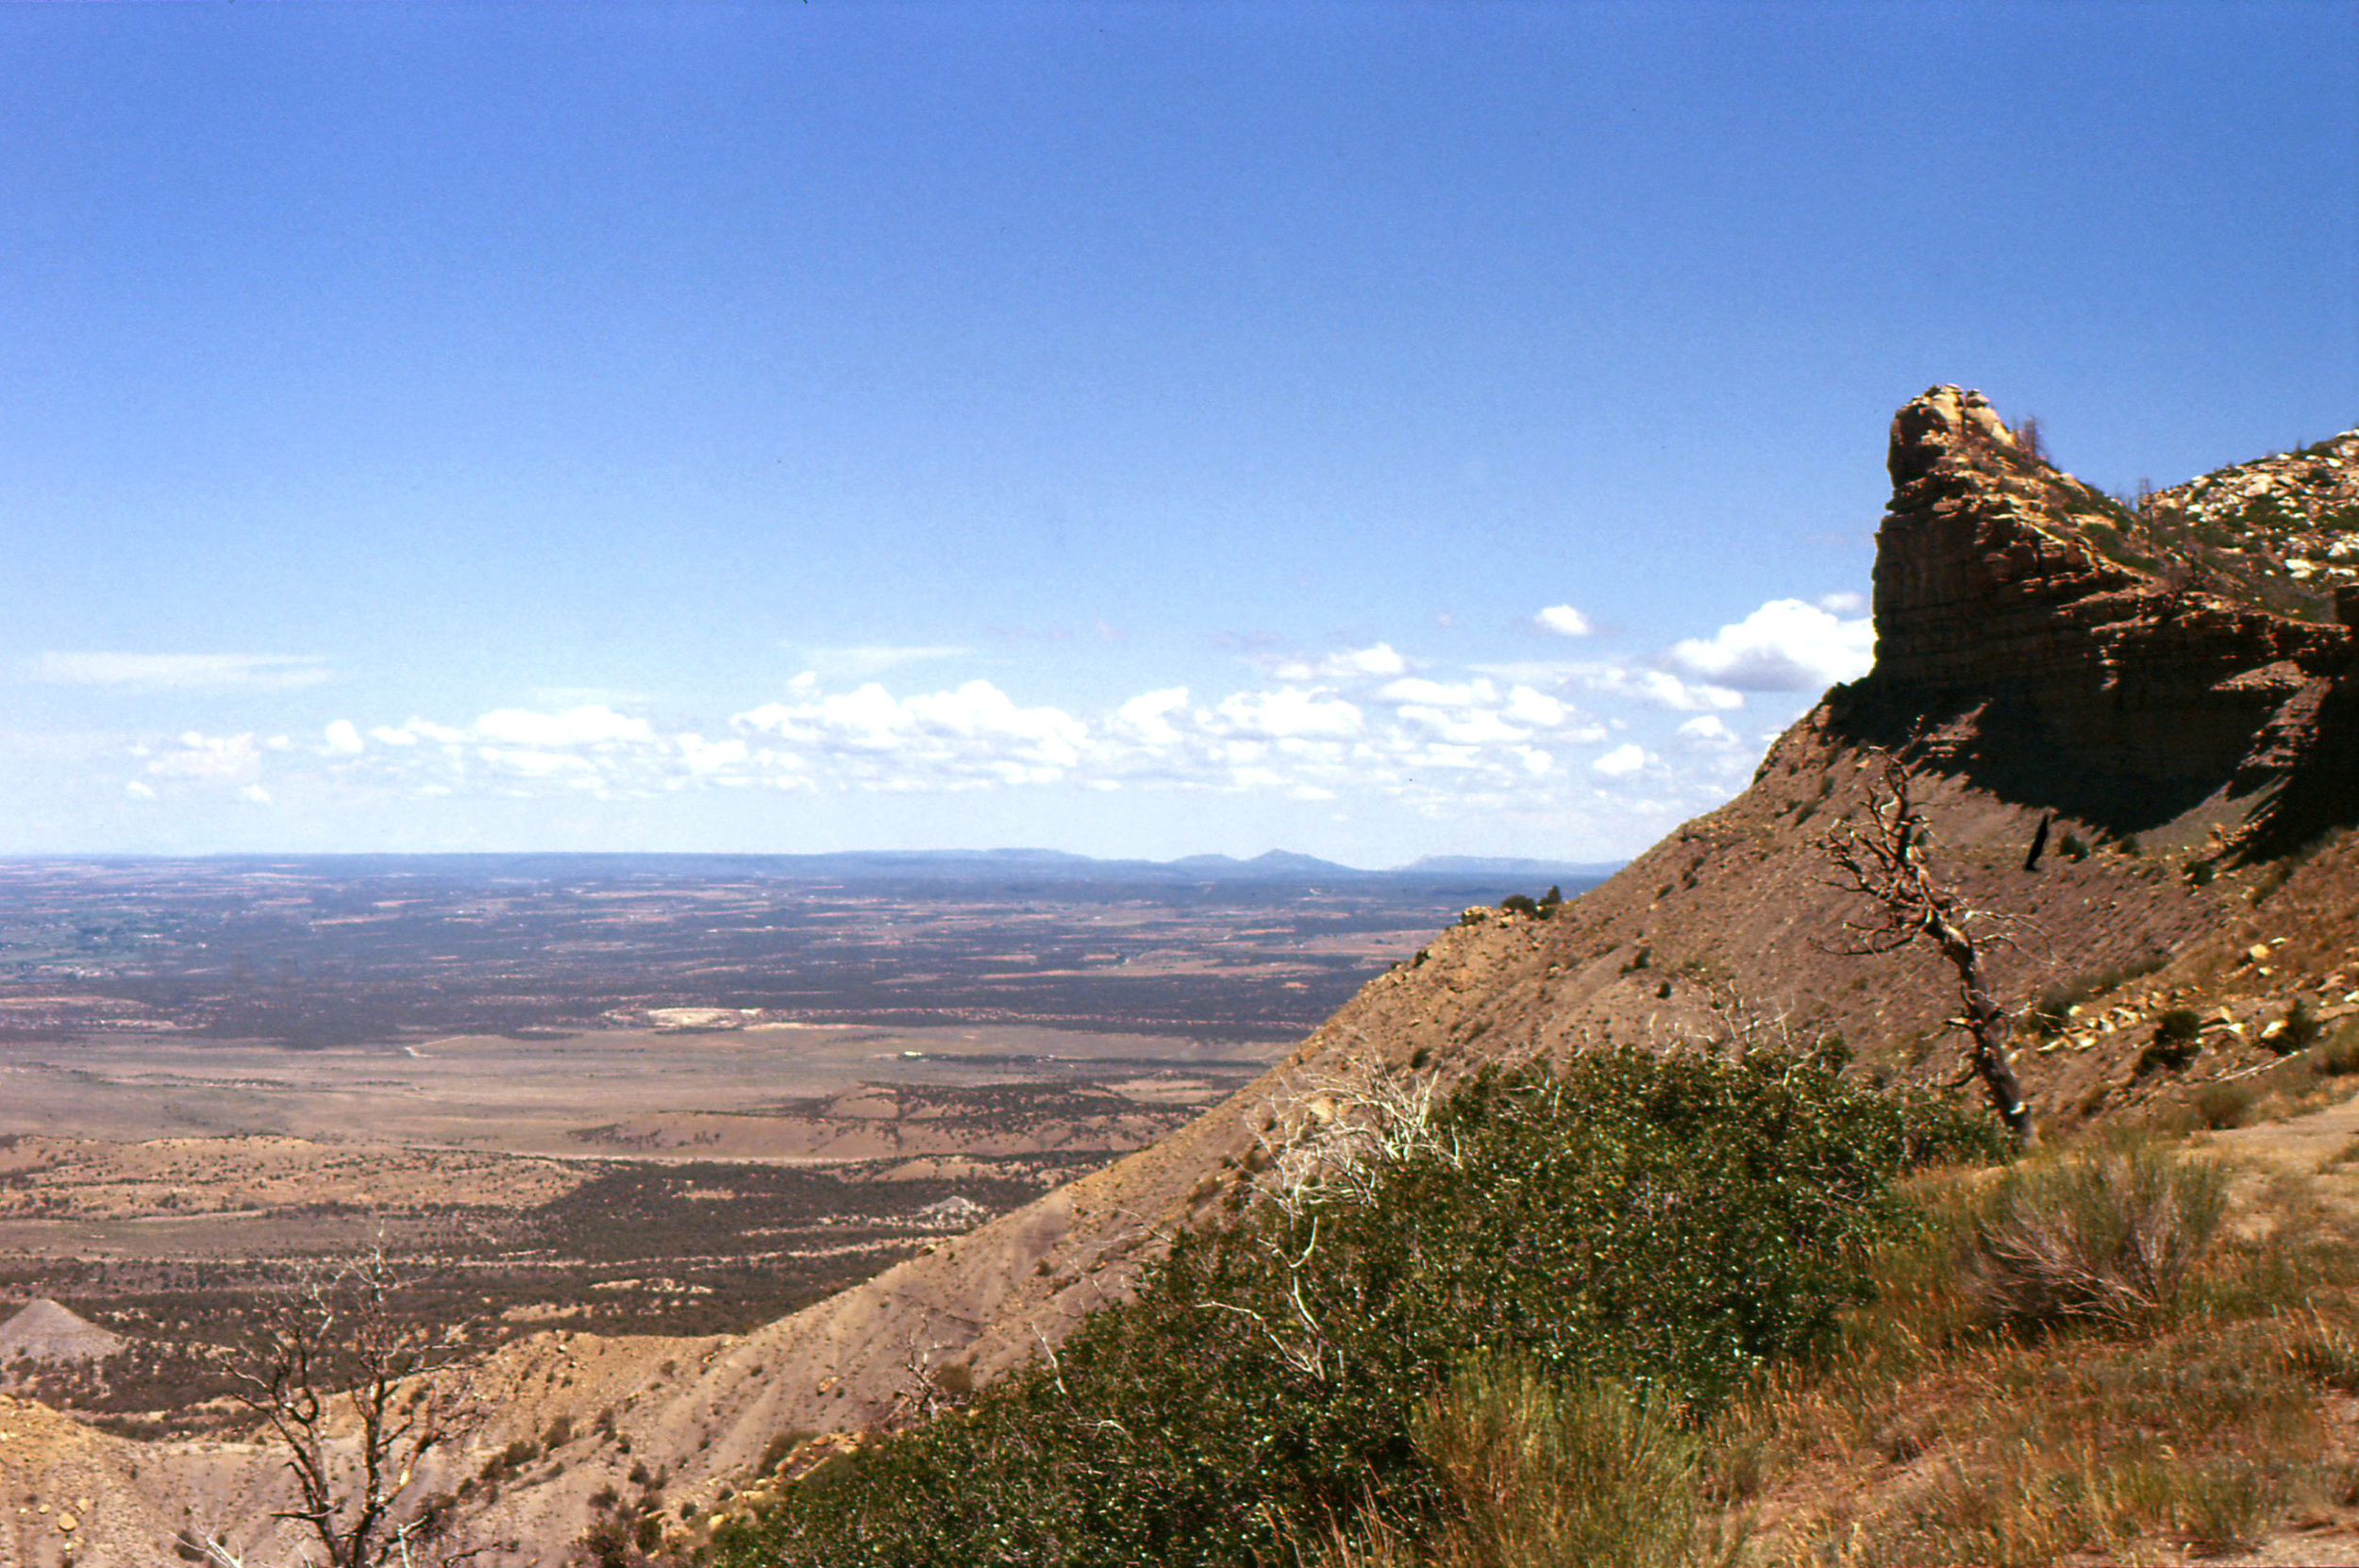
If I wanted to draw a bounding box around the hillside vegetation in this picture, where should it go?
[709,1047,1998,1568]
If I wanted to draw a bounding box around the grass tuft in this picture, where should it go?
[1956,1141,2226,1331]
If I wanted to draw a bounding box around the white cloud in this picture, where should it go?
[735,680,1090,781]
[473,705,654,747]
[1677,714,1735,743]
[1395,705,1528,744]
[1114,688,1191,746]
[1377,676,1497,709]
[1667,598,1875,692]
[25,652,333,691]
[145,732,263,783]
[1816,591,1868,616]
[1580,666,1745,712]
[477,747,597,777]
[238,784,273,804]
[94,629,1788,835]
[1534,605,1594,637]
[124,779,157,800]
[1213,689,1364,740]
[1503,685,1567,727]
[676,734,750,776]
[1270,642,1410,682]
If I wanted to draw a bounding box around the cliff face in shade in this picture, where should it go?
[1844,386,2355,834]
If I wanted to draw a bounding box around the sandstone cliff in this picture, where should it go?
[1851,386,2354,835]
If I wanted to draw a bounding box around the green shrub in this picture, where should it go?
[1957,1141,2226,1330]
[712,1051,1999,1568]
[2274,1000,2323,1055]
[2137,1012,2203,1076]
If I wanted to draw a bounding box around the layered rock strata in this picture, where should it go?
[1843,386,2355,832]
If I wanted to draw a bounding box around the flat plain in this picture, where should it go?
[0,852,1589,1430]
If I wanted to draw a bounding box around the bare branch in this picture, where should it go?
[1818,753,2034,1143]
[224,1245,484,1568]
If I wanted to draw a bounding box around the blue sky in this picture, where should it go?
[3,2,2353,865]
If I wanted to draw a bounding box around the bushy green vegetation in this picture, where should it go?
[711,1048,1999,1568]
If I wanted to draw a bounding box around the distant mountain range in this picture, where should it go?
[157,847,1623,889]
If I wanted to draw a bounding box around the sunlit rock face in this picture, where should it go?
[1846,385,2354,833]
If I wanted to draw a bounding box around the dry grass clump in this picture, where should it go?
[1413,1360,1712,1568]
[1293,1357,1733,1568]
[1955,1140,2225,1329]
[1724,1137,2359,1568]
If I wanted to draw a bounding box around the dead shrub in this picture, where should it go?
[1958,1141,2226,1330]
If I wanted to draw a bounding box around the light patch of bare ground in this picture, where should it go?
[0,1136,585,1220]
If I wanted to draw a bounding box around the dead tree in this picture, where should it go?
[224,1247,479,1568]
[1822,755,2034,1143]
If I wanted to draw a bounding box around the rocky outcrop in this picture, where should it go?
[1842,386,2355,832]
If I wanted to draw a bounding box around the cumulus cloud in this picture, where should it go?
[145,731,264,783]
[1666,598,1875,692]
[1534,605,1594,637]
[473,705,653,747]
[1213,689,1364,740]
[1576,665,1745,712]
[735,679,1090,783]
[1269,643,1409,682]
[1677,714,1735,743]
[1592,742,1651,776]
[1378,676,1497,709]
[1113,688,1190,745]
[676,734,749,776]
[25,652,333,691]
[1816,591,1868,616]
[97,621,1799,830]
[477,747,598,778]
[1503,685,1567,727]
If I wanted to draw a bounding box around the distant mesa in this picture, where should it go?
[0,1298,125,1367]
